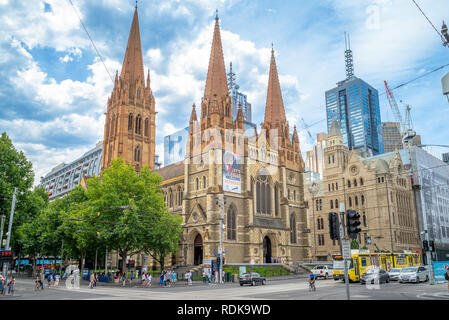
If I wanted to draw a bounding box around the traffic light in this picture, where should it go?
[429,240,435,252]
[422,240,429,252]
[346,210,361,239]
[328,212,340,240]
[0,249,13,262]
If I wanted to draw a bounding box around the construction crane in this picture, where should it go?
[384,80,416,146]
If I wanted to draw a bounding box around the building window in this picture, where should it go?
[135,115,142,134]
[134,146,141,162]
[144,118,149,136]
[137,88,141,100]
[169,190,173,208]
[348,197,352,207]
[361,195,365,206]
[335,199,339,209]
[355,196,358,206]
[336,182,338,190]
[227,207,236,240]
[363,214,367,227]
[360,178,364,186]
[290,214,297,244]
[332,183,334,191]
[203,176,207,189]
[332,155,335,163]
[354,179,357,187]
[330,200,334,209]
[348,180,351,188]
[128,113,133,132]
[274,185,279,216]
[318,234,325,246]
[257,182,261,213]
[319,199,322,210]
[196,178,199,190]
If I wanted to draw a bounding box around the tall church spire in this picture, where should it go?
[121,5,145,85]
[203,12,228,102]
[264,47,286,127]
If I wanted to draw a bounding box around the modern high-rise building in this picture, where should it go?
[163,126,189,166]
[325,34,383,156]
[382,122,402,153]
[305,132,327,179]
[227,62,256,132]
[39,141,103,200]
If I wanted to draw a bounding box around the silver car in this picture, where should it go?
[399,266,429,283]
[387,268,403,281]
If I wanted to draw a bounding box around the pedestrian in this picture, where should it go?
[130,270,134,286]
[444,267,449,291]
[171,270,177,287]
[88,272,95,289]
[165,270,171,287]
[7,276,15,295]
[147,273,152,287]
[122,273,127,287]
[94,272,98,288]
[54,273,60,288]
[141,272,147,287]
[215,271,218,283]
[207,272,211,285]
[188,271,193,285]
[202,271,207,284]
[159,271,164,287]
[35,274,42,292]
[46,272,52,288]
[0,275,4,295]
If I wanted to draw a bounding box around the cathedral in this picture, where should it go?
[102,6,310,268]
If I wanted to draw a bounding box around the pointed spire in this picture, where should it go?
[292,125,299,142]
[190,103,198,122]
[146,68,151,87]
[120,5,145,85]
[329,120,341,136]
[203,13,228,102]
[264,47,286,126]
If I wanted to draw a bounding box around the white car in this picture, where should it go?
[398,266,429,283]
[387,268,403,281]
[311,265,333,279]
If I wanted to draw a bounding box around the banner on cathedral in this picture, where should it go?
[222,150,241,193]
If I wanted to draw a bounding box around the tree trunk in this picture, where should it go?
[80,252,86,272]
[32,253,37,276]
[159,253,165,272]
[120,252,128,278]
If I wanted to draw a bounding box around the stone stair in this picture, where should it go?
[174,264,204,279]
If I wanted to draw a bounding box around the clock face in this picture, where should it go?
[350,165,359,176]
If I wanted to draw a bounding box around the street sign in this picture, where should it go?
[342,240,351,259]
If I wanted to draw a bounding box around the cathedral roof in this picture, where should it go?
[157,161,184,182]
[264,48,286,126]
[120,6,145,85]
[203,14,228,102]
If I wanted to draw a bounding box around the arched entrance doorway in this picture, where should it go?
[194,234,203,265]
[263,236,272,263]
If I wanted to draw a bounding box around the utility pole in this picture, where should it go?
[2,187,17,275]
[219,194,224,284]
[105,247,108,275]
[0,215,5,249]
[339,202,350,300]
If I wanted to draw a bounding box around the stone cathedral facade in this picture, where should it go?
[103,7,310,269]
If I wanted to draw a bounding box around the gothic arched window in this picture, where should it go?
[274,185,279,216]
[128,113,133,132]
[134,145,141,162]
[266,185,271,214]
[290,214,297,244]
[256,182,261,213]
[144,118,149,136]
[203,176,207,189]
[227,207,236,240]
[135,115,142,134]
[137,88,141,100]
[169,190,173,208]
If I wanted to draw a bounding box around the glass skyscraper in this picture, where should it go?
[325,77,383,156]
[163,126,190,166]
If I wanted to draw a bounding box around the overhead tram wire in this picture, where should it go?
[67,0,114,85]
[411,0,446,43]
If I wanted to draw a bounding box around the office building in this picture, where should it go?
[382,122,402,153]
[163,126,189,166]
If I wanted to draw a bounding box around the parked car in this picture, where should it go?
[387,268,403,281]
[311,265,333,279]
[239,273,266,286]
[399,266,429,283]
[360,268,390,284]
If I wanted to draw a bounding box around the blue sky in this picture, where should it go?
[0,0,448,185]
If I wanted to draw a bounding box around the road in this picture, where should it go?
[2,277,448,300]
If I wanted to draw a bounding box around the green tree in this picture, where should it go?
[351,239,360,249]
[86,158,179,275]
[0,132,34,248]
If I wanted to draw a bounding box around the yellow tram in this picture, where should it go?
[332,250,421,282]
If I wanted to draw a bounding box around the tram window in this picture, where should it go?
[361,257,367,267]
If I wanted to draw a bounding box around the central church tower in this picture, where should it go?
[101,5,156,171]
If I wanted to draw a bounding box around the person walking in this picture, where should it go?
[54,273,60,288]
[122,273,127,287]
[188,271,193,286]
[130,271,134,287]
[444,267,449,291]
[141,272,147,287]
[171,270,177,287]
[7,276,15,296]
[147,273,152,287]
[165,270,171,288]
[0,275,4,295]
[159,271,164,287]
[35,274,42,292]
[202,271,207,284]
[88,272,95,289]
